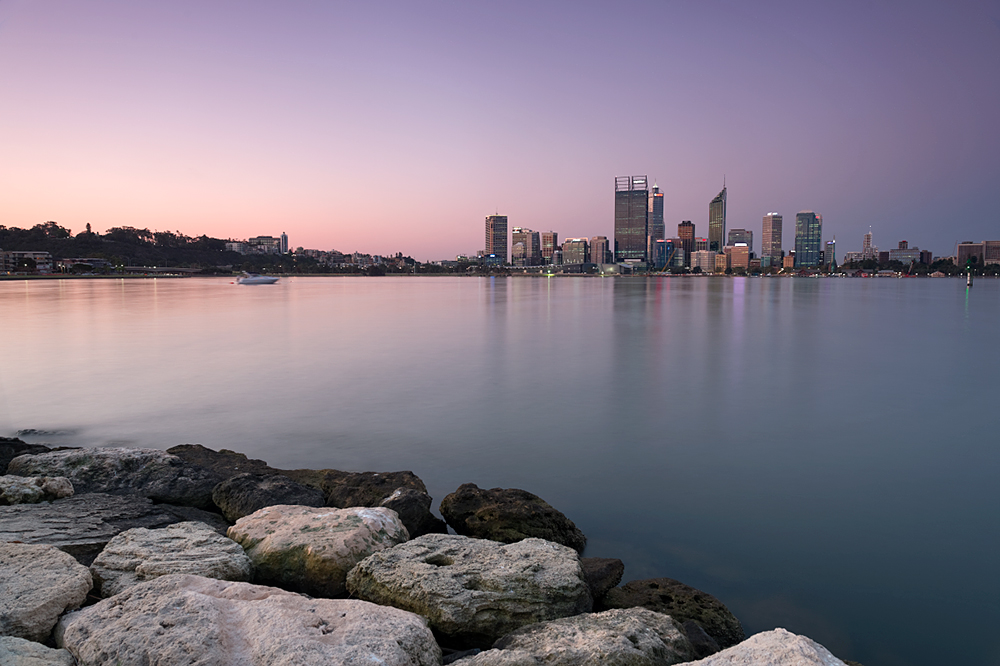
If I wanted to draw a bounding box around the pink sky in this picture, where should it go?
[1,1,998,260]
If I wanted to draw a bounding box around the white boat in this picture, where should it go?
[236,272,279,285]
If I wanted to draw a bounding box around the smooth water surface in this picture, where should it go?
[2,276,998,666]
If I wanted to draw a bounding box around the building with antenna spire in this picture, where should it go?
[708,182,727,253]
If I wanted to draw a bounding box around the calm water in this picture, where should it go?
[2,276,998,666]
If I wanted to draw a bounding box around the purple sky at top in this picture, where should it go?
[1,0,998,260]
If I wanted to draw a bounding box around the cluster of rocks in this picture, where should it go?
[0,436,860,666]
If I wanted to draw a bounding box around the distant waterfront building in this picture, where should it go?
[590,236,610,264]
[648,183,665,256]
[708,185,727,253]
[280,232,289,254]
[247,236,283,255]
[541,231,559,263]
[512,227,542,266]
[985,240,1000,264]
[485,215,508,264]
[225,241,248,254]
[825,238,837,267]
[678,221,695,266]
[888,240,921,265]
[729,244,750,271]
[957,241,986,267]
[727,228,752,252]
[714,253,729,273]
[794,211,823,268]
[695,237,709,252]
[562,238,590,265]
[862,229,875,260]
[691,250,716,273]
[615,175,649,262]
[762,213,782,264]
[783,252,796,269]
[652,239,682,270]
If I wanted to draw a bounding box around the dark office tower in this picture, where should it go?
[708,185,727,253]
[590,236,610,264]
[614,175,649,262]
[485,215,508,263]
[825,238,836,267]
[541,231,559,264]
[678,221,695,266]
[762,213,782,264]
[512,227,542,266]
[728,228,752,250]
[794,211,823,268]
[648,183,665,256]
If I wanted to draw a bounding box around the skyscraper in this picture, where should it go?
[762,213,782,265]
[727,228,752,250]
[541,231,559,264]
[825,238,836,267]
[512,227,542,266]
[648,183,665,257]
[794,211,823,268]
[862,229,874,260]
[590,236,610,264]
[562,238,589,265]
[678,221,695,266]
[708,185,727,253]
[485,215,508,263]
[280,232,289,254]
[614,175,649,262]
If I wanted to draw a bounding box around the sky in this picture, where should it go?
[1,0,998,261]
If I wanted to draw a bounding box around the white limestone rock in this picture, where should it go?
[56,573,440,666]
[0,475,73,505]
[90,521,253,597]
[682,628,847,665]
[227,504,408,597]
[0,542,92,642]
[0,636,76,666]
[459,608,695,665]
[346,533,593,648]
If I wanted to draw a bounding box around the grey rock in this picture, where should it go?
[681,628,847,665]
[0,438,50,476]
[603,577,745,649]
[346,533,593,648]
[0,492,218,565]
[228,505,408,597]
[294,468,431,508]
[458,608,694,666]
[90,521,253,597]
[157,503,230,534]
[166,444,275,477]
[0,543,92,643]
[212,473,325,522]
[581,557,624,603]
[380,487,448,538]
[0,475,73,505]
[439,483,587,552]
[56,574,441,666]
[0,636,76,666]
[681,620,722,659]
[8,447,221,508]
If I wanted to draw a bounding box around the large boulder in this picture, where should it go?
[0,475,73,505]
[0,438,50,475]
[380,487,449,537]
[56,574,441,666]
[439,483,587,552]
[8,447,221,508]
[212,473,325,522]
[228,505,408,597]
[90,521,253,597]
[0,636,76,666]
[603,578,744,649]
[166,444,275,477]
[0,492,224,565]
[346,533,593,648]
[0,542,92,642]
[458,608,695,666]
[580,557,624,604]
[681,628,847,665]
[288,468,430,507]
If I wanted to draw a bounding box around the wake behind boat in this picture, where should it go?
[236,272,279,285]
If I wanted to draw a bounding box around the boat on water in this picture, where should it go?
[236,272,279,285]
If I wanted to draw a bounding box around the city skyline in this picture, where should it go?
[1,2,998,261]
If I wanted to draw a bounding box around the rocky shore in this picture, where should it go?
[0,437,861,666]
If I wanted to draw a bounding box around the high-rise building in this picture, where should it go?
[648,183,665,257]
[794,211,823,268]
[727,228,752,251]
[485,215,508,263]
[729,244,750,271]
[691,250,716,273]
[708,185,727,253]
[562,238,590,265]
[761,213,782,265]
[862,229,875,260]
[678,221,695,266]
[825,238,837,267]
[590,236,610,264]
[651,239,681,270]
[695,237,709,252]
[957,242,986,267]
[512,227,542,266]
[541,231,559,264]
[280,232,288,254]
[614,175,649,262]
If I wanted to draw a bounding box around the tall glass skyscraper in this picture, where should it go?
[614,176,649,262]
[648,183,665,257]
[485,215,508,263]
[678,221,695,266]
[709,186,727,253]
[794,211,823,268]
[762,213,782,265]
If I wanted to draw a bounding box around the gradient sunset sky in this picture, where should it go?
[2,1,998,261]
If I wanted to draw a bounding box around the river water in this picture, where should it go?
[1,275,997,666]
